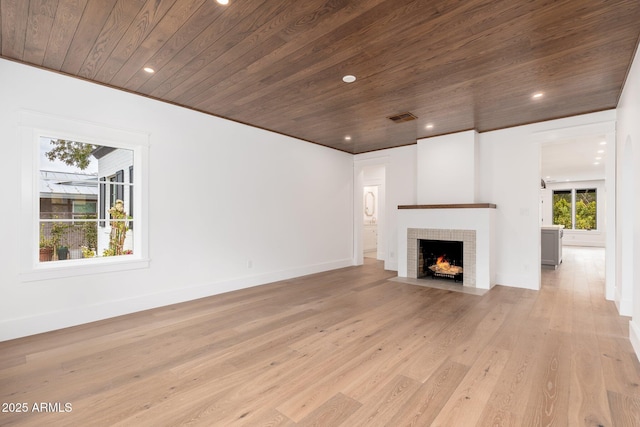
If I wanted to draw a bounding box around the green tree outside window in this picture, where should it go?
[575,189,596,230]
[553,190,572,229]
[552,189,596,230]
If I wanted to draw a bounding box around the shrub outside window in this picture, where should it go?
[552,188,597,231]
[552,190,572,229]
[574,189,597,230]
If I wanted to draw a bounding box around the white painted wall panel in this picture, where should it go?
[615,42,640,358]
[417,130,478,204]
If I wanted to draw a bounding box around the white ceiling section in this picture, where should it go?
[541,135,607,183]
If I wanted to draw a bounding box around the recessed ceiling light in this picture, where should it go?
[345,136,351,141]
[217,0,229,4]
[594,162,600,165]
[595,157,602,160]
[597,149,604,153]
[532,92,544,99]
[143,67,155,73]
[342,75,356,83]
[600,141,607,145]
[425,123,434,129]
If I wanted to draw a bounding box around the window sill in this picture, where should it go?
[20,256,150,282]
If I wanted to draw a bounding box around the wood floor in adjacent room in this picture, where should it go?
[1,247,639,426]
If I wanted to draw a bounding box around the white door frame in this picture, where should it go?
[534,120,616,301]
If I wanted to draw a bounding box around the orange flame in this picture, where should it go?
[436,255,450,271]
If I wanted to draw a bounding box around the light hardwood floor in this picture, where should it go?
[1,247,639,426]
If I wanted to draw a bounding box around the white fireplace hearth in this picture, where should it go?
[397,204,496,290]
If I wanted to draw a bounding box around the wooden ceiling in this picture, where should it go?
[2,0,639,154]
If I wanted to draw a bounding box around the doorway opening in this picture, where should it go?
[538,124,615,301]
[363,185,379,259]
[354,161,387,268]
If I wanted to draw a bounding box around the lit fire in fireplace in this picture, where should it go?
[429,255,463,275]
[436,256,450,270]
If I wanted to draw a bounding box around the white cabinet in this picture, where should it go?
[363,224,377,251]
[541,226,563,268]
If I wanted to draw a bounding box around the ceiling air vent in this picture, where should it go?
[387,112,417,123]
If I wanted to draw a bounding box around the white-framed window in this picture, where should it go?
[552,188,597,230]
[19,111,149,281]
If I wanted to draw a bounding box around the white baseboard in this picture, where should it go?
[630,320,640,363]
[494,273,540,290]
[385,260,398,271]
[0,258,353,342]
[615,287,633,317]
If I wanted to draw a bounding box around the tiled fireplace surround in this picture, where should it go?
[397,204,496,290]
[407,228,476,287]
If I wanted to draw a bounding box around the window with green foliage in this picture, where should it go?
[575,189,597,230]
[552,190,572,229]
[552,188,597,230]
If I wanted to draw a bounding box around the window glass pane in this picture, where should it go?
[575,189,597,230]
[39,137,134,261]
[73,200,97,214]
[552,190,572,229]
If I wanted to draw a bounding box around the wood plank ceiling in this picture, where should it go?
[1,0,639,154]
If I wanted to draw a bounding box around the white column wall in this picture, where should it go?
[616,42,640,359]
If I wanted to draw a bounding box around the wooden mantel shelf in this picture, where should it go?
[398,203,497,209]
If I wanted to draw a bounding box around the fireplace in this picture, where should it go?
[419,239,463,283]
[397,203,495,290]
[405,228,477,287]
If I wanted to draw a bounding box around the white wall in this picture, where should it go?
[417,130,478,204]
[616,42,640,360]
[0,59,354,341]
[476,126,541,289]
[541,180,606,247]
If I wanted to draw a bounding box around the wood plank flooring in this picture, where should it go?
[1,247,639,426]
